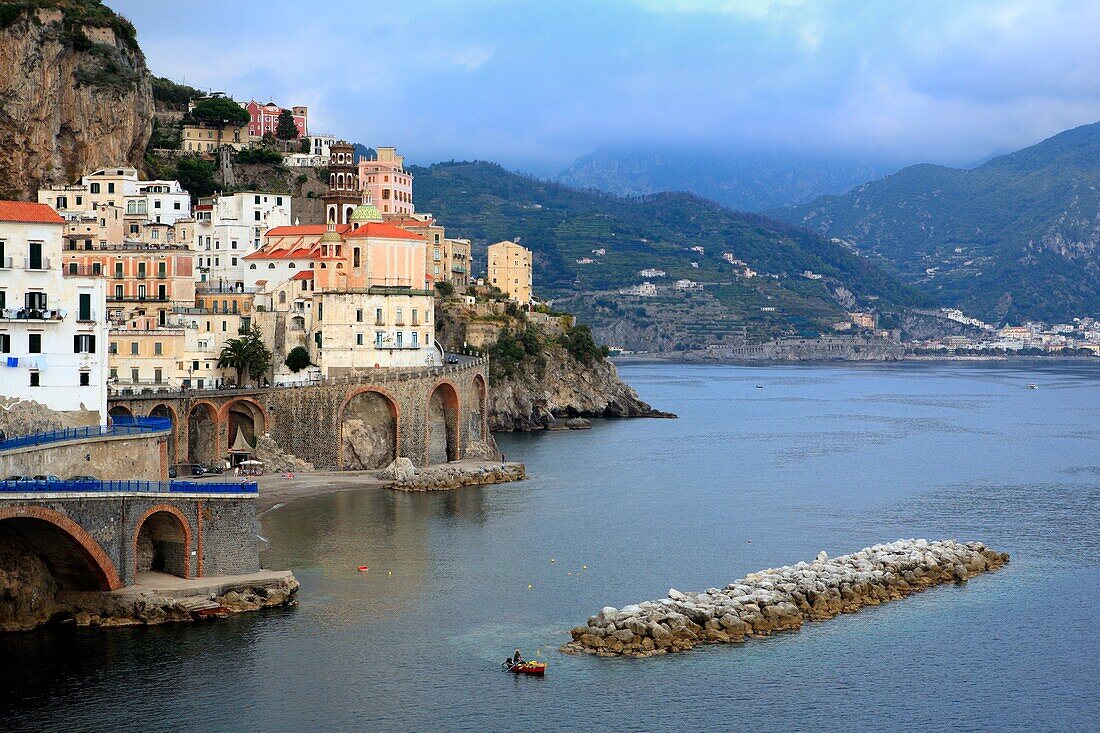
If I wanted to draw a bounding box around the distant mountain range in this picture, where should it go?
[771,122,1100,324]
[413,161,926,349]
[556,147,896,212]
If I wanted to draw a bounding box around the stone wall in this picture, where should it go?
[108,359,490,470]
[0,432,167,481]
[0,494,259,589]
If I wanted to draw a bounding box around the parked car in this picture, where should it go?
[33,475,62,483]
[168,467,177,479]
[191,465,208,477]
[4,475,33,483]
[447,355,460,364]
[68,475,100,483]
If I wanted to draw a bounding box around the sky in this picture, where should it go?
[111,0,1100,174]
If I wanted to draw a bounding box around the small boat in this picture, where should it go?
[1027,383,1038,390]
[503,660,546,676]
[357,566,369,572]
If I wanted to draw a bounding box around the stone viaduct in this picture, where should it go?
[0,488,258,591]
[106,358,490,471]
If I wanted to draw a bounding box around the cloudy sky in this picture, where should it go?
[111,0,1100,173]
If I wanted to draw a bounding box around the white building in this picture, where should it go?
[639,268,666,277]
[309,134,339,159]
[39,168,191,226]
[194,191,293,287]
[0,202,108,420]
[130,180,191,225]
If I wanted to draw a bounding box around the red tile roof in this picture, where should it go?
[343,222,425,240]
[0,201,64,224]
[291,271,314,280]
[266,224,351,236]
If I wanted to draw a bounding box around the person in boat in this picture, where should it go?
[510,649,524,666]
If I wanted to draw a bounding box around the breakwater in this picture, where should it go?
[562,539,1008,658]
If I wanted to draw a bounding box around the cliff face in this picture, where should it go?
[0,8,153,198]
[488,343,668,431]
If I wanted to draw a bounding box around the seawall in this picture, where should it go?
[562,539,1008,658]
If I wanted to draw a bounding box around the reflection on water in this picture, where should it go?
[1,360,1098,732]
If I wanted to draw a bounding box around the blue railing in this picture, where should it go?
[0,479,257,494]
[0,416,172,452]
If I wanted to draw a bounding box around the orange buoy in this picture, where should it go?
[357,566,369,572]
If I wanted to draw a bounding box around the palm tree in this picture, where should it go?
[217,337,250,386]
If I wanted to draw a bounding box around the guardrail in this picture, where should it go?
[0,416,171,452]
[0,479,258,494]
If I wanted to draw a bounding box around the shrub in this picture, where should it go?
[284,346,311,373]
[558,324,608,364]
[235,148,283,165]
[434,281,455,298]
[191,97,249,125]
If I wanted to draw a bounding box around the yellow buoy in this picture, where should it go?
[582,565,587,570]
[550,558,555,563]
[527,584,533,589]
[567,572,572,576]
[388,570,393,576]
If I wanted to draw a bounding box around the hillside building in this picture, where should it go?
[245,100,307,140]
[487,240,533,303]
[0,201,108,419]
[358,147,414,216]
[194,191,292,287]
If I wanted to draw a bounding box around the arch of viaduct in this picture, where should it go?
[107,359,490,470]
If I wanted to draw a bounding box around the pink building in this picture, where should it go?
[246,100,308,139]
[357,146,414,216]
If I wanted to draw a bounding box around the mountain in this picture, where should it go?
[0,1,153,199]
[772,122,1100,324]
[413,161,926,350]
[556,147,894,212]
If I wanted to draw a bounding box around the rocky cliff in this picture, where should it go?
[488,342,670,431]
[0,5,153,198]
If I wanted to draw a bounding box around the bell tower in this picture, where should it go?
[322,140,361,224]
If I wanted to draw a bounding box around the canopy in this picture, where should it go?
[229,427,253,454]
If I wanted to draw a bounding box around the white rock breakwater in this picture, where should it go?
[562,539,1008,658]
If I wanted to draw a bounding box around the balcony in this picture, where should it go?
[196,283,259,294]
[0,257,12,269]
[1,308,64,322]
[109,294,170,303]
[76,310,98,323]
[24,258,51,271]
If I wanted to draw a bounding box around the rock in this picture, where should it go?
[380,457,416,483]
[559,540,1008,658]
[565,418,592,430]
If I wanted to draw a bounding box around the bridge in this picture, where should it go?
[0,479,259,591]
[106,358,491,470]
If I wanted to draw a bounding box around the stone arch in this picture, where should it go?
[338,387,400,470]
[0,506,121,591]
[222,398,267,461]
[426,380,460,464]
[132,505,192,579]
[108,404,133,421]
[148,403,179,464]
[187,401,220,467]
[471,373,488,442]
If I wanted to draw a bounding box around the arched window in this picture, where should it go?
[353,248,361,268]
[249,263,257,270]
[278,291,286,304]
[288,262,296,269]
[268,263,276,269]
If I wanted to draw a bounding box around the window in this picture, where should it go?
[115,284,123,299]
[154,368,163,384]
[412,309,419,326]
[154,200,161,209]
[254,211,261,221]
[130,342,139,355]
[412,332,419,348]
[131,368,139,383]
[108,182,115,194]
[154,342,163,356]
[74,335,96,353]
[174,202,181,210]
[396,331,403,348]
[29,372,39,387]
[90,183,100,194]
[92,263,101,275]
[375,331,383,347]
[28,242,43,270]
[28,334,41,353]
[108,342,117,355]
[356,333,364,346]
[79,372,90,386]
[250,263,257,270]
[0,334,9,353]
[375,307,383,324]
[356,309,363,323]
[231,240,238,250]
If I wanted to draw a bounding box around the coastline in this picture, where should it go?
[254,459,527,514]
[613,352,1100,366]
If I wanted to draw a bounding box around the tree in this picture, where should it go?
[299,136,311,154]
[284,346,311,373]
[434,281,455,298]
[190,97,250,125]
[217,337,251,386]
[218,325,273,386]
[276,109,299,140]
[175,155,216,199]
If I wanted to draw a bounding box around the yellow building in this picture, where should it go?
[487,240,532,303]
[182,122,250,153]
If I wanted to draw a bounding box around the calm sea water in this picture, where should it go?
[2,361,1099,732]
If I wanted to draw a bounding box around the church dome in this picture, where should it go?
[350,203,382,223]
[320,226,342,243]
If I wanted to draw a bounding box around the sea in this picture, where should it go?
[1,360,1098,732]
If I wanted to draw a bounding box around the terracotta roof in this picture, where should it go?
[291,271,314,280]
[266,224,351,236]
[343,222,424,240]
[0,201,64,224]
